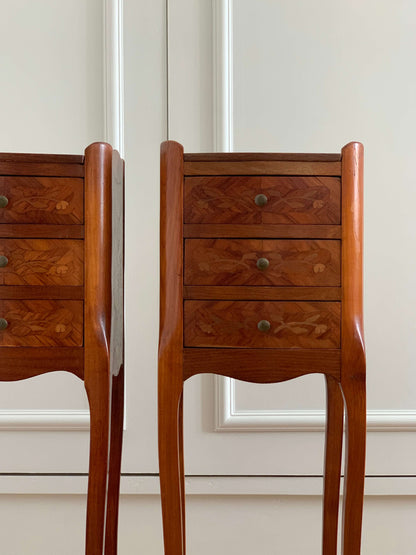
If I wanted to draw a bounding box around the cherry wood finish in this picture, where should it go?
[0,239,83,285]
[0,177,83,223]
[159,141,365,555]
[184,300,340,349]
[185,176,340,224]
[0,144,124,555]
[185,239,340,286]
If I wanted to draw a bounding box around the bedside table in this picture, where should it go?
[159,141,365,555]
[0,143,124,555]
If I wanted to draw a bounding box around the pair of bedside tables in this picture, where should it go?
[159,140,366,555]
[0,143,124,555]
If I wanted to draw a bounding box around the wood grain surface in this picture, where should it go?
[185,176,340,224]
[183,348,341,382]
[184,300,340,349]
[0,176,83,224]
[185,239,340,286]
[0,162,84,177]
[0,239,83,285]
[184,152,341,162]
[184,286,341,301]
[0,300,83,346]
[184,160,341,176]
[0,224,84,239]
[183,223,341,239]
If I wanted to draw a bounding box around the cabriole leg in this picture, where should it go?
[322,375,344,555]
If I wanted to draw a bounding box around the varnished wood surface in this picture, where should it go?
[0,285,83,299]
[184,286,341,301]
[0,300,83,346]
[0,224,84,239]
[0,176,83,224]
[183,348,341,382]
[185,239,340,287]
[0,152,84,164]
[184,300,341,349]
[184,152,341,162]
[184,223,341,239]
[184,176,340,224]
[339,142,366,555]
[0,346,84,380]
[0,239,83,285]
[158,141,186,555]
[184,160,341,176]
[0,162,84,177]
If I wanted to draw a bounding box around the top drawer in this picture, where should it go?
[0,177,83,224]
[184,176,340,225]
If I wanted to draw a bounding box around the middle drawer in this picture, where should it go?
[0,239,83,286]
[185,239,340,286]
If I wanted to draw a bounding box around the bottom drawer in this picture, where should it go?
[0,300,83,346]
[184,300,340,349]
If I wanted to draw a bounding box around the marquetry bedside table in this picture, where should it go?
[159,141,366,555]
[0,143,124,555]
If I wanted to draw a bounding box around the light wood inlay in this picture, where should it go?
[0,239,83,286]
[0,300,83,346]
[185,239,340,286]
[185,176,340,224]
[184,300,340,349]
[0,176,83,223]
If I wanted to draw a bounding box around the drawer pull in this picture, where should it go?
[257,319,271,332]
[254,194,268,207]
[0,318,8,330]
[256,257,269,271]
[0,255,8,267]
[0,196,8,208]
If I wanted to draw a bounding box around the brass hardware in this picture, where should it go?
[0,256,8,268]
[257,320,271,332]
[254,194,268,207]
[0,196,8,208]
[256,257,269,271]
[0,318,8,331]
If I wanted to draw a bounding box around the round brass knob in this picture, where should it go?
[254,194,268,207]
[0,255,8,268]
[0,318,8,330]
[256,257,269,271]
[0,196,9,208]
[257,320,271,332]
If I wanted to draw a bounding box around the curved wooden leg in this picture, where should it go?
[322,375,344,555]
[104,365,125,555]
[340,376,366,555]
[85,375,111,555]
[159,378,185,555]
[178,392,186,555]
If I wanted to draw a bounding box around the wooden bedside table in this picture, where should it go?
[159,141,366,555]
[0,143,124,555]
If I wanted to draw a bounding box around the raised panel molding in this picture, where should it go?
[212,0,416,434]
[0,0,124,433]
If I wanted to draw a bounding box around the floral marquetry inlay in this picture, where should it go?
[184,300,341,349]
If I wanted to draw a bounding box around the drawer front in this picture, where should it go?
[0,177,83,224]
[0,239,83,286]
[184,301,340,349]
[184,176,340,224]
[0,300,83,346]
[185,239,340,286]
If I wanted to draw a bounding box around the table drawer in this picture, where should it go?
[0,177,83,224]
[184,300,340,349]
[184,176,340,224]
[185,239,340,286]
[0,300,83,346]
[0,239,83,286]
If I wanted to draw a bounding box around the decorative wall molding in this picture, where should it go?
[213,0,233,152]
[0,410,89,431]
[215,377,416,432]
[212,3,416,433]
[104,0,125,156]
